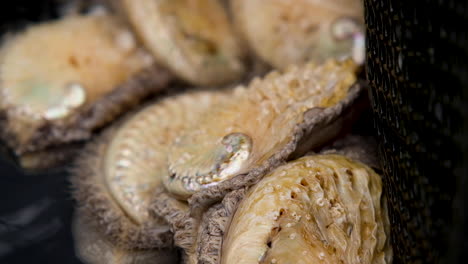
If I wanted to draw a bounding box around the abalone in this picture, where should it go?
[231,0,365,68]
[188,135,382,263]
[221,154,392,264]
[164,59,366,207]
[71,91,227,249]
[0,14,172,169]
[119,0,245,86]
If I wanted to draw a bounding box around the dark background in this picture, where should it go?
[0,1,82,263]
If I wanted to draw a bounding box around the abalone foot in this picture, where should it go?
[150,188,197,257]
[150,188,246,264]
[71,128,173,250]
[1,64,172,170]
[73,209,179,264]
[187,81,368,216]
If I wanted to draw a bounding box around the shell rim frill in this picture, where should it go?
[0,63,173,158]
[150,187,197,253]
[71,127,173,250]
[150,187,247,264]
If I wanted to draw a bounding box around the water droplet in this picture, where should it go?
[63,83,86,108]
[43,105,69,120]
[316,197,325,207]
[318,252,325,260]
[117,159,131,168]
[115,30,136,51]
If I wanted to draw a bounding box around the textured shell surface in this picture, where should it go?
[120,0,245,85]
[0,14,152,146]
[231,0,365,69]
[164,59,358,198]
[104,91,228,224]
[221,154,392,264]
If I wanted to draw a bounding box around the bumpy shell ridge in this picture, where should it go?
[23,64,172,154]
[188,82,367,215]
[150,188,197,252]
[71,128,173,250]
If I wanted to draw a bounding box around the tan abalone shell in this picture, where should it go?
[231,0,365,68]
[164,59,364,201]
[72,91,226,248]
[120,0,245,86]
[221,154,392,264]
[0,14,171,169]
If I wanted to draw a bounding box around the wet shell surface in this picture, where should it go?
[221,154,392,264]
[231,0,365,68]
[72,91,227,249]
[0,14,172,168]
[120,0,245,85]
[73,210,179,264]
[164,59,364,202]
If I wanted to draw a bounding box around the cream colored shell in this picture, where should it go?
[222,154,392,264]
[165,59,358,198]
[120,0,245,85]
[104,91,228,224]
[231,0,365,68]
[0,14,152,144]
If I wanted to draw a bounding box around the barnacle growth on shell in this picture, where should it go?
[231,0,365,68]
[221,154,392,264]
[71,91,227,249]
[164,59,366,201]
[0,14,172,169]
[119,0,245,86]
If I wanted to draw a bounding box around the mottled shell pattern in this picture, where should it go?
[222,154,392,264]
[120,0,245,85]
[72,91,228,248]
[104,92,228,224]
[231,0,365,69]
[164,59,359,199]
[0,14,152,151]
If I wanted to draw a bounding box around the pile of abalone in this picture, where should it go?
[0,0,393,263]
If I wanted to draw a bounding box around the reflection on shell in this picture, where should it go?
[72,91,226,248]
[222,154,392,264]
[73,210,179,264]
[120,0,245,85]
[165,59,359,199]
[231,0,365,68]
[0,14,172,169]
